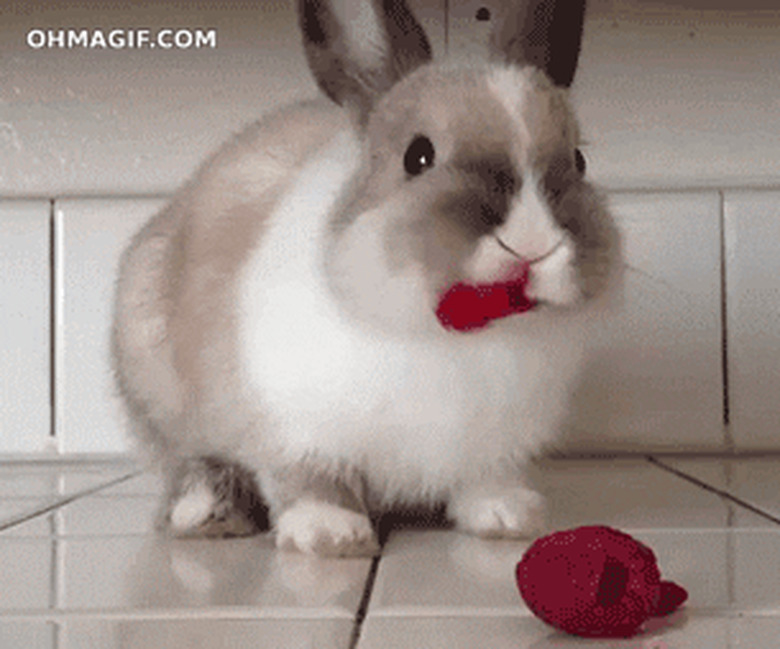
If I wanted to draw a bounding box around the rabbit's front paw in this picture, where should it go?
[168,483,259,538]
[449,485,546,539]
[276,500,379,557]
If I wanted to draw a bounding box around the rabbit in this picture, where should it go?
[111,0,621,557]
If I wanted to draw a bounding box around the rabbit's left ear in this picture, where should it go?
[489,0,587,88]
[298,0,432,123]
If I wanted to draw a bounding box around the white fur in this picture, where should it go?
[276,500,378,556]
[486,66,536,158]
[464,236,520,284]
[500,174,568,260]
[449,484,547,538]
[327,205,436,333]
[527,238,579,306]
[170,482,217,533]
[238,131,585,507]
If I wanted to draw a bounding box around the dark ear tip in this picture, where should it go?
[297,0,433,120]
[548,44,584,88]
[491,0,587,88]
[575,148,586,175]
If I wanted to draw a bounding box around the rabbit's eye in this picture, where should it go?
[404,135,435,176]
[575,148,586,175]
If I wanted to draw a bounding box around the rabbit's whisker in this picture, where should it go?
[621,262,691,305]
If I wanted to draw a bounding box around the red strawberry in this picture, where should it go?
[436,263,535,331]
[653,580,689,616]
[516,526,687,638]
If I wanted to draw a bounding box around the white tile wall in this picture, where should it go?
[2,1,778,195]
[725,190,780,450]
[55,198,166,453]
[0,538,55,609]
[566,191,725,452]
[0,200,52,453]
[0,0,445,198]
[574,2,780,190]
[0,622,55,649]
[0,2,317,197]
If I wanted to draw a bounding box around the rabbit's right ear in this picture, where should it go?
[489,0,587,88]
[298,0,432,124]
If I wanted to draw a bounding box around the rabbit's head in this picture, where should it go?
[299,0,620,335]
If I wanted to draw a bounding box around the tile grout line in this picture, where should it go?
[647,456,780,525]
[444,0,449,53]
[0,607,357,622]
[48,527,58,611]
[0,472,140,533]
[0,607,764,623]
[53,620,61,649]
[719,189,734,448]
[725,501,737,608]
[49,198,57,446]
[51,200,65,453]
[554,450,780,459]
[21,186,780,203]
[347,552,383,649]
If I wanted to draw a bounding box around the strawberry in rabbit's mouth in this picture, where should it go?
[435,261,536,332]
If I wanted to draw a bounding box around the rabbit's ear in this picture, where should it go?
[298,0,432,123]
[489,0,586,88]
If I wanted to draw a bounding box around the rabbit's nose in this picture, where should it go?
[491,172,566,262]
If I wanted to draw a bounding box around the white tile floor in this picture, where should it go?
[2,456,780,648]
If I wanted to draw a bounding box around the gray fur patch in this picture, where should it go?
[165,457,269,538]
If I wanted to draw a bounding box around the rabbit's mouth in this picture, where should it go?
[492,232,582,309]
[436,234,583,331]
